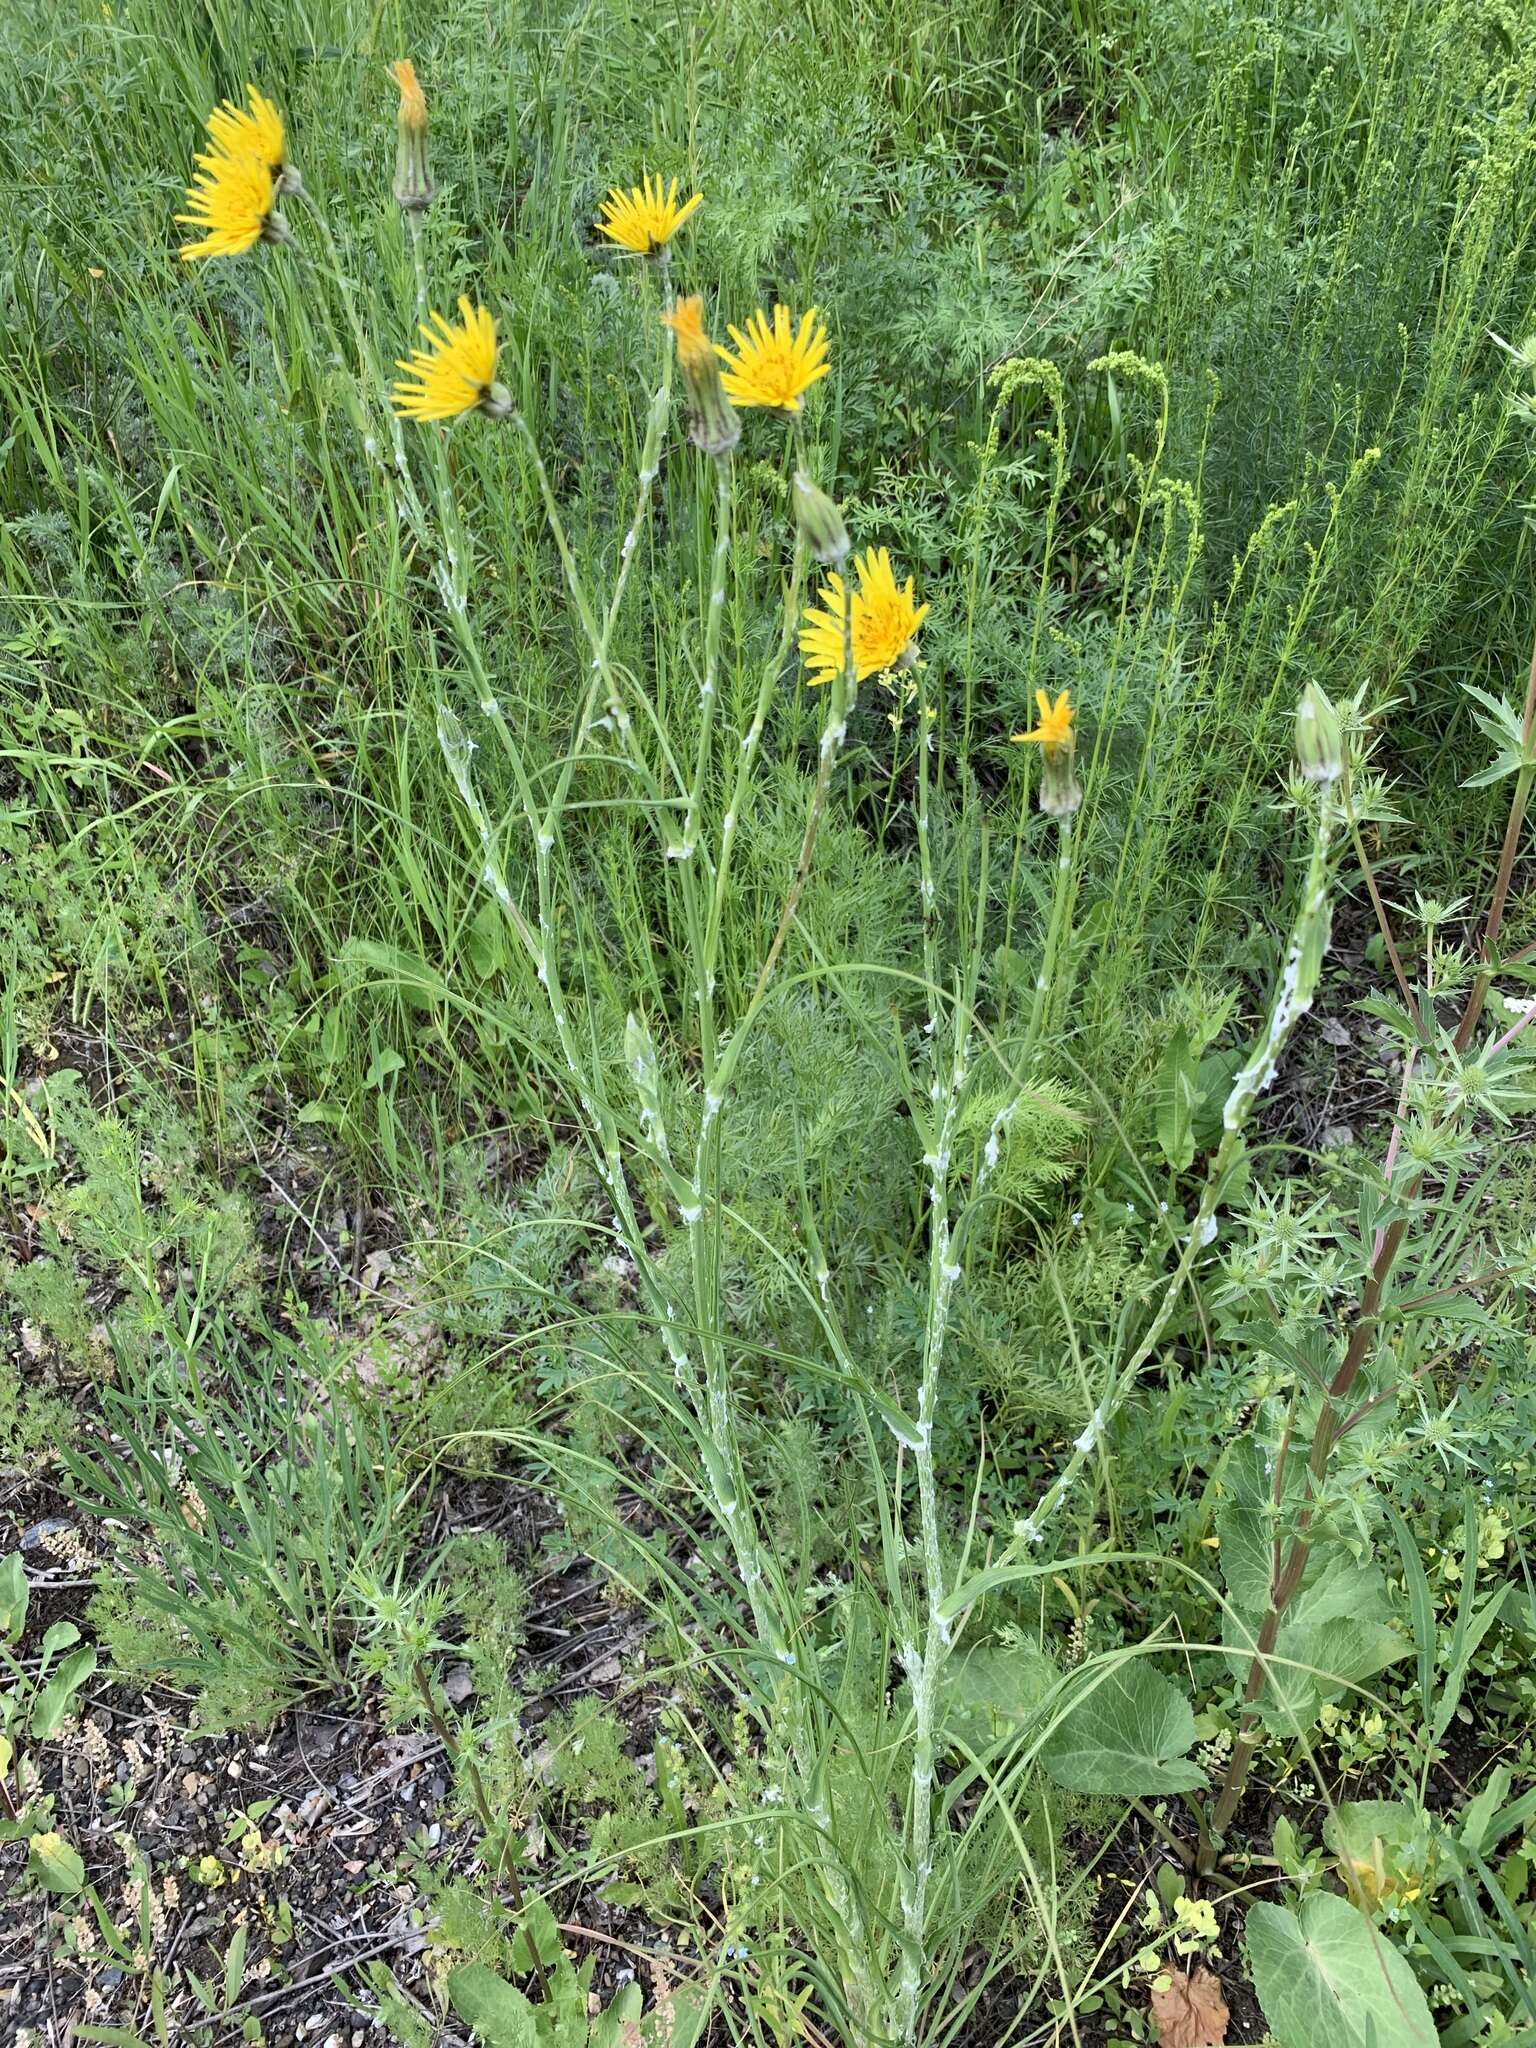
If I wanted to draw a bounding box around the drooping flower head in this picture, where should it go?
[662,295,739,456]
[716,305,830,415]
[596,174,702,256]
[392,298,511,422]
[1011,689,1080,815]
[799,547,929,688]
[389,58,433,211]
[177,150,285,261]
[205,85,296,192]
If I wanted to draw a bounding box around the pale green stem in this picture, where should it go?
[1025,810,1076,1060]
[747,581,857,1013]
[895,1021,970,2042]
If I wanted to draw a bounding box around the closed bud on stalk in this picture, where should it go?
[390,59,434,212]
[1294,680,1344,784]
[661,295,740,457]
[792,469,850,567]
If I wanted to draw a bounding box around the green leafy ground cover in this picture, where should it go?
[2,0,1536,2042]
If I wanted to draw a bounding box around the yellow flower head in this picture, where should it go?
[596,174,702,255]
[799,547,929,687]
[205,85,291,185]
[662,294,713,372]
[177,150,283,262]
[662,295,740,455]
[1010,689,1074,755]
[392,297,510,422]
[717,305,831,414]
[390,59,428,135]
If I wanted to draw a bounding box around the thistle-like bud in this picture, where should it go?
[792,469,850,567]
[661,295,740,458]
[1294,680,1344,784]
[390,59,434,213]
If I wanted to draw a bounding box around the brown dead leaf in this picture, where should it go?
[1150,1964,1229,2048]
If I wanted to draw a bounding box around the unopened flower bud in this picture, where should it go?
[1294,681,1343,784]
[792,469,850,566]
[390,59,434,212]
[662,295,739,458]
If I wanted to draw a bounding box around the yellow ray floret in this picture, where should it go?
[177,150,281,261]
[596,174,702,255]
[206,85,287,178]
[716,305,830,413]
[661,294,714,371]
[1010,688,1074,753]
[392,298,504,421]
[390,58,427,134]
[799,547,930,686]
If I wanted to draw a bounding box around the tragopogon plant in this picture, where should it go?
[173,74,1370,2044]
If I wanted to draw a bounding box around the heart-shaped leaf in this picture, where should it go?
[1247,1893,1436,2048]
[1040,1662,1204,1795]
[937,1642,1059,1757]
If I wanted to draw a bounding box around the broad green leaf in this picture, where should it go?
[466,896,511,978]
[0,1553,28,1641]
[339,938,445,1011]
[510,1894,563,1972]
[28,1830,85,1895]
[39,1620,81,1662]
[224,1919,249,2009]
[591,1983,644,2047]
[1155,1026,1199,1171]
[32,1646,98,1739]
[446,1965,540,2048]
[1040,1662,1205,1795]
[936,1642,1058,1757]
[1220,1535,1409,1732]
[644,1988,709,2048]
[363,1046,405,1090]
[1457,1765,1510,1860]
[1247,1892,1437,2048]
